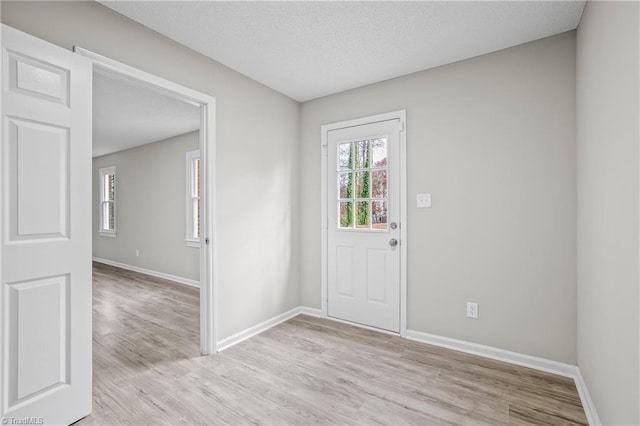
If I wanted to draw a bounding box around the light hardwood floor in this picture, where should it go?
[81,263,588,425]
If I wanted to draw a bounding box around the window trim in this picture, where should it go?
[186,150,200,248]
[98,165,116,237]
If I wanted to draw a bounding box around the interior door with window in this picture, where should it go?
[327,118,401,332]
[1,25,92,424]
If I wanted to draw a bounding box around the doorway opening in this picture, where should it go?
[75,47,217,354]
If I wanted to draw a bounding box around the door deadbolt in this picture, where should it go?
[390,222,398,230]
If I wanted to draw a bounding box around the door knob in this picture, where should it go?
[389,238,398,247]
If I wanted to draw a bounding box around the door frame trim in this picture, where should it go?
[74,47,218,355]
[320,110,407,337]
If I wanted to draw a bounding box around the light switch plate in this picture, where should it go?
[417,193,432,208]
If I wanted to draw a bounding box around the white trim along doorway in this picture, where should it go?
[74,47,218,355]
[320,110,407,337]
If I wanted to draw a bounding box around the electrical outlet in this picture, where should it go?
[136,249,140,257]
[466,302,478,319]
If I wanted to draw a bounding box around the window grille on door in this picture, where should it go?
[337,137,388,231]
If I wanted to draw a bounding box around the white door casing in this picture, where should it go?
[1,24,92,424]
[324,114,405,333]
[73,47,218,355]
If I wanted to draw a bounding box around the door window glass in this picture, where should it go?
[337,138,388,230]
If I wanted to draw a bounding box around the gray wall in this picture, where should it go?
[1,1,301,340]
[576,1,640,424]
[93,132,200,282]
[300,32,577,364]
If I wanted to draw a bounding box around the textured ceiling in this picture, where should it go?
[100,1,585,102]
[93,72,200,157]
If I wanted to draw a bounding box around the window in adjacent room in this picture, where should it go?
[99,166,116,236]
[186,150,201,247]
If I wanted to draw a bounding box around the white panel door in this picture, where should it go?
[1,25,92,424]
[327,119,401,332]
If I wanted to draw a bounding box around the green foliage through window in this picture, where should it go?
[338,138,386,229]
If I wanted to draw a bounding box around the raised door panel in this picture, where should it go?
[6,118,69,241]
[6,276,69,410]
[366,248,387,303]
[335,245,354,298]
[7,51,69,106]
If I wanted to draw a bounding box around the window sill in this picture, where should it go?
[99,232,116,238]
[185,240,200,248]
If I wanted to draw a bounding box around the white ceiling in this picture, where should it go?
[100,1,586,102]
[93,72,200,157]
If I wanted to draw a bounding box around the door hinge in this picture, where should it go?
[399,120,405,132]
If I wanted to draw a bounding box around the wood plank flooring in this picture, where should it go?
[81,262,588,425]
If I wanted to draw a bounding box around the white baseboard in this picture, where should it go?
[574,369,602,426]
[406,329,600,425]
[406,329,577,378]
[92,257,200,288]
[215,306,302,352]
[299,306,322,317]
